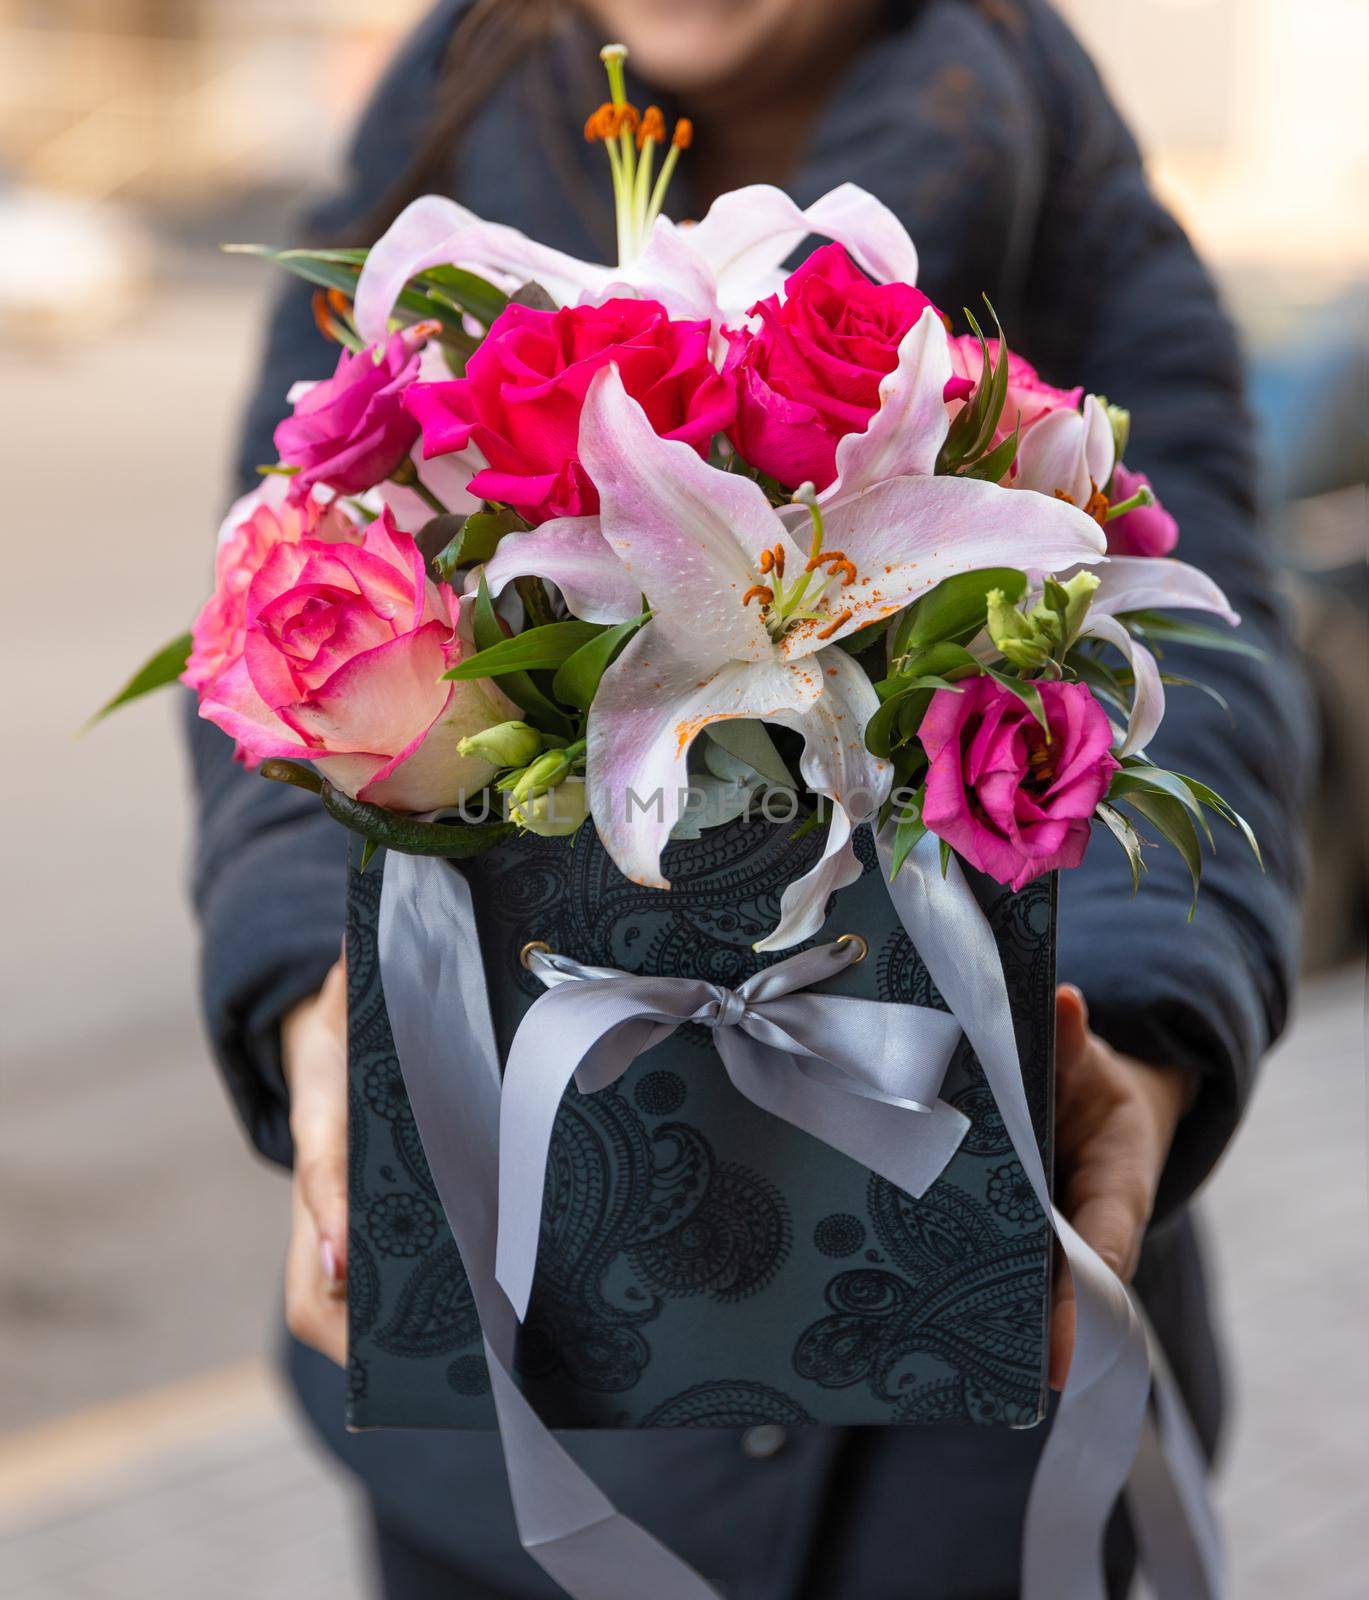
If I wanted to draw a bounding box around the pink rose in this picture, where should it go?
[724,243,970,491]
[947,337,1083,447]
[920,676,1119,890]
[273,327,427,495]
[1106,463,1179,558]
[404,298,734,525]
[197,508,514,809]
[182,481,359,693]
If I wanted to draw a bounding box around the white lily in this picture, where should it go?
[1012,394,1116,509]
[1077,554,1240,758]
[533,366,1105,947]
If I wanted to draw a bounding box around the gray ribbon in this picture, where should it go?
[378,840,1224,1600]
[879,829,1222,1600]
[497,940,968,1320]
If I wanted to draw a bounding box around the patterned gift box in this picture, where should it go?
[345,817,1054,1433]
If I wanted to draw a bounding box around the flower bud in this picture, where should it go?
[457,720,543,769]
[510,748,573,804]
[1102,399,1131,464]
[1057,570,1101,640]
[986,588,1051,672]
[511,778,590,837]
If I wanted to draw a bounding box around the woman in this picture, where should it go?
[184,2,1311,1595]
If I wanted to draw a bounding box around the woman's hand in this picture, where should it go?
[1049,983,1191,1390]
[281,954,349,1367]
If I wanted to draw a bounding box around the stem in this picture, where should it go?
[646,145,681,226]
[514,574,557,628]
[1105,485,1155,521]
[390,458,450,517]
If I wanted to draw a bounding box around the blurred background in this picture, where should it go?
[1,2,1364,1596]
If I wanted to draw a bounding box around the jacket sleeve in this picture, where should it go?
[184,2,464,1167]
[1011,2,1315,1216]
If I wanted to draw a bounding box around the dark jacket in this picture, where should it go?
[182,2,1312,1594]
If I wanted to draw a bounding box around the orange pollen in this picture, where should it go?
[637,105,666,147]
[816,608,853,640]
[1084,483,1110,525]
[673,117,694,150]
[772,543,786,578]
[742,585,774,610]
[326,287,351,317]
[311,290,338,341]
[1053,490,1077,507]
[584,103,621,142]
[805,550,858,586]
[758,549,775,574]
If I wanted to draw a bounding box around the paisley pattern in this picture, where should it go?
[345,815,1054,1433]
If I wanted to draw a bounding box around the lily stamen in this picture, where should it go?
[743,585,775,610]
[589,47,692,268]
[816,608,854,640]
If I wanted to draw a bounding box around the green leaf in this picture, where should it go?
[1173,772,1264,868]
[959,421,1020,484]
[415,264,509,327]
[1094,801,1145,894]
[981,663,1048,731]
[1118,789,1203,915]
[1122,612,1266,661]
[471,575,571,734]
[88,632,193,727]
[888,786,928,878]
[939,838,953,878]
[704,719,796,789]
[1112,763,1213,845]
[893,569,1027,657]
[358,838,379,873]
[445,619,605,680]
[430,509,518,582]
[1066,648,1132,714]
[552,613,649,711]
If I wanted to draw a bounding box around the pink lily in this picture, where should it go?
[354,182,922,345]
[1012,394,1116,509]
[531,367,1105,946]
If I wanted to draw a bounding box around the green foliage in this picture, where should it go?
[88,632,193,727]
[470,575,572,735]
[892,568,1027,661]
[445,618,606,680]
[429,508,521,582]
[552,613,649,711]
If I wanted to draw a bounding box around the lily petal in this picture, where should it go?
[1014,406,1092,505]
[602,216,722,327]
[578,367,778,662]
[683,182,920,320]
[1082,612,1164,757]
[1089,555,1240,627]
[1083,395,1116,493]
[780,473,1107,659]
[768,644,890,819]
[587,622,821,889]
[354,195,611,342]
[478,516,643,624]
[827,308,953,497]
[753,804,864,952]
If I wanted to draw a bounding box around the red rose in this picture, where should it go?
[723,242,970,491]
[403,298,735,525]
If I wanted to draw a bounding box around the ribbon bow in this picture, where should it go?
[496,936,969,1320]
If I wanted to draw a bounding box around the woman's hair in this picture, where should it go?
[354,0,602,244]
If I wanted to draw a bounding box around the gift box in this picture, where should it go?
[345,816,1054,1434]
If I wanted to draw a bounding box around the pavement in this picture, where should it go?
[1,277,1366,1599]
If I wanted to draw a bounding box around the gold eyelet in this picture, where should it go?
[520,939,553,970]
[835,933,868,964]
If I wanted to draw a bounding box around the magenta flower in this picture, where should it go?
[724,243,970,491]
[920,677,1119,890]
[1106,463,1180,558]
[274,328,426,495]
[403,298,734,526]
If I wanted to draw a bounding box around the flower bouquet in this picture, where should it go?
[105,44,1251,1600]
